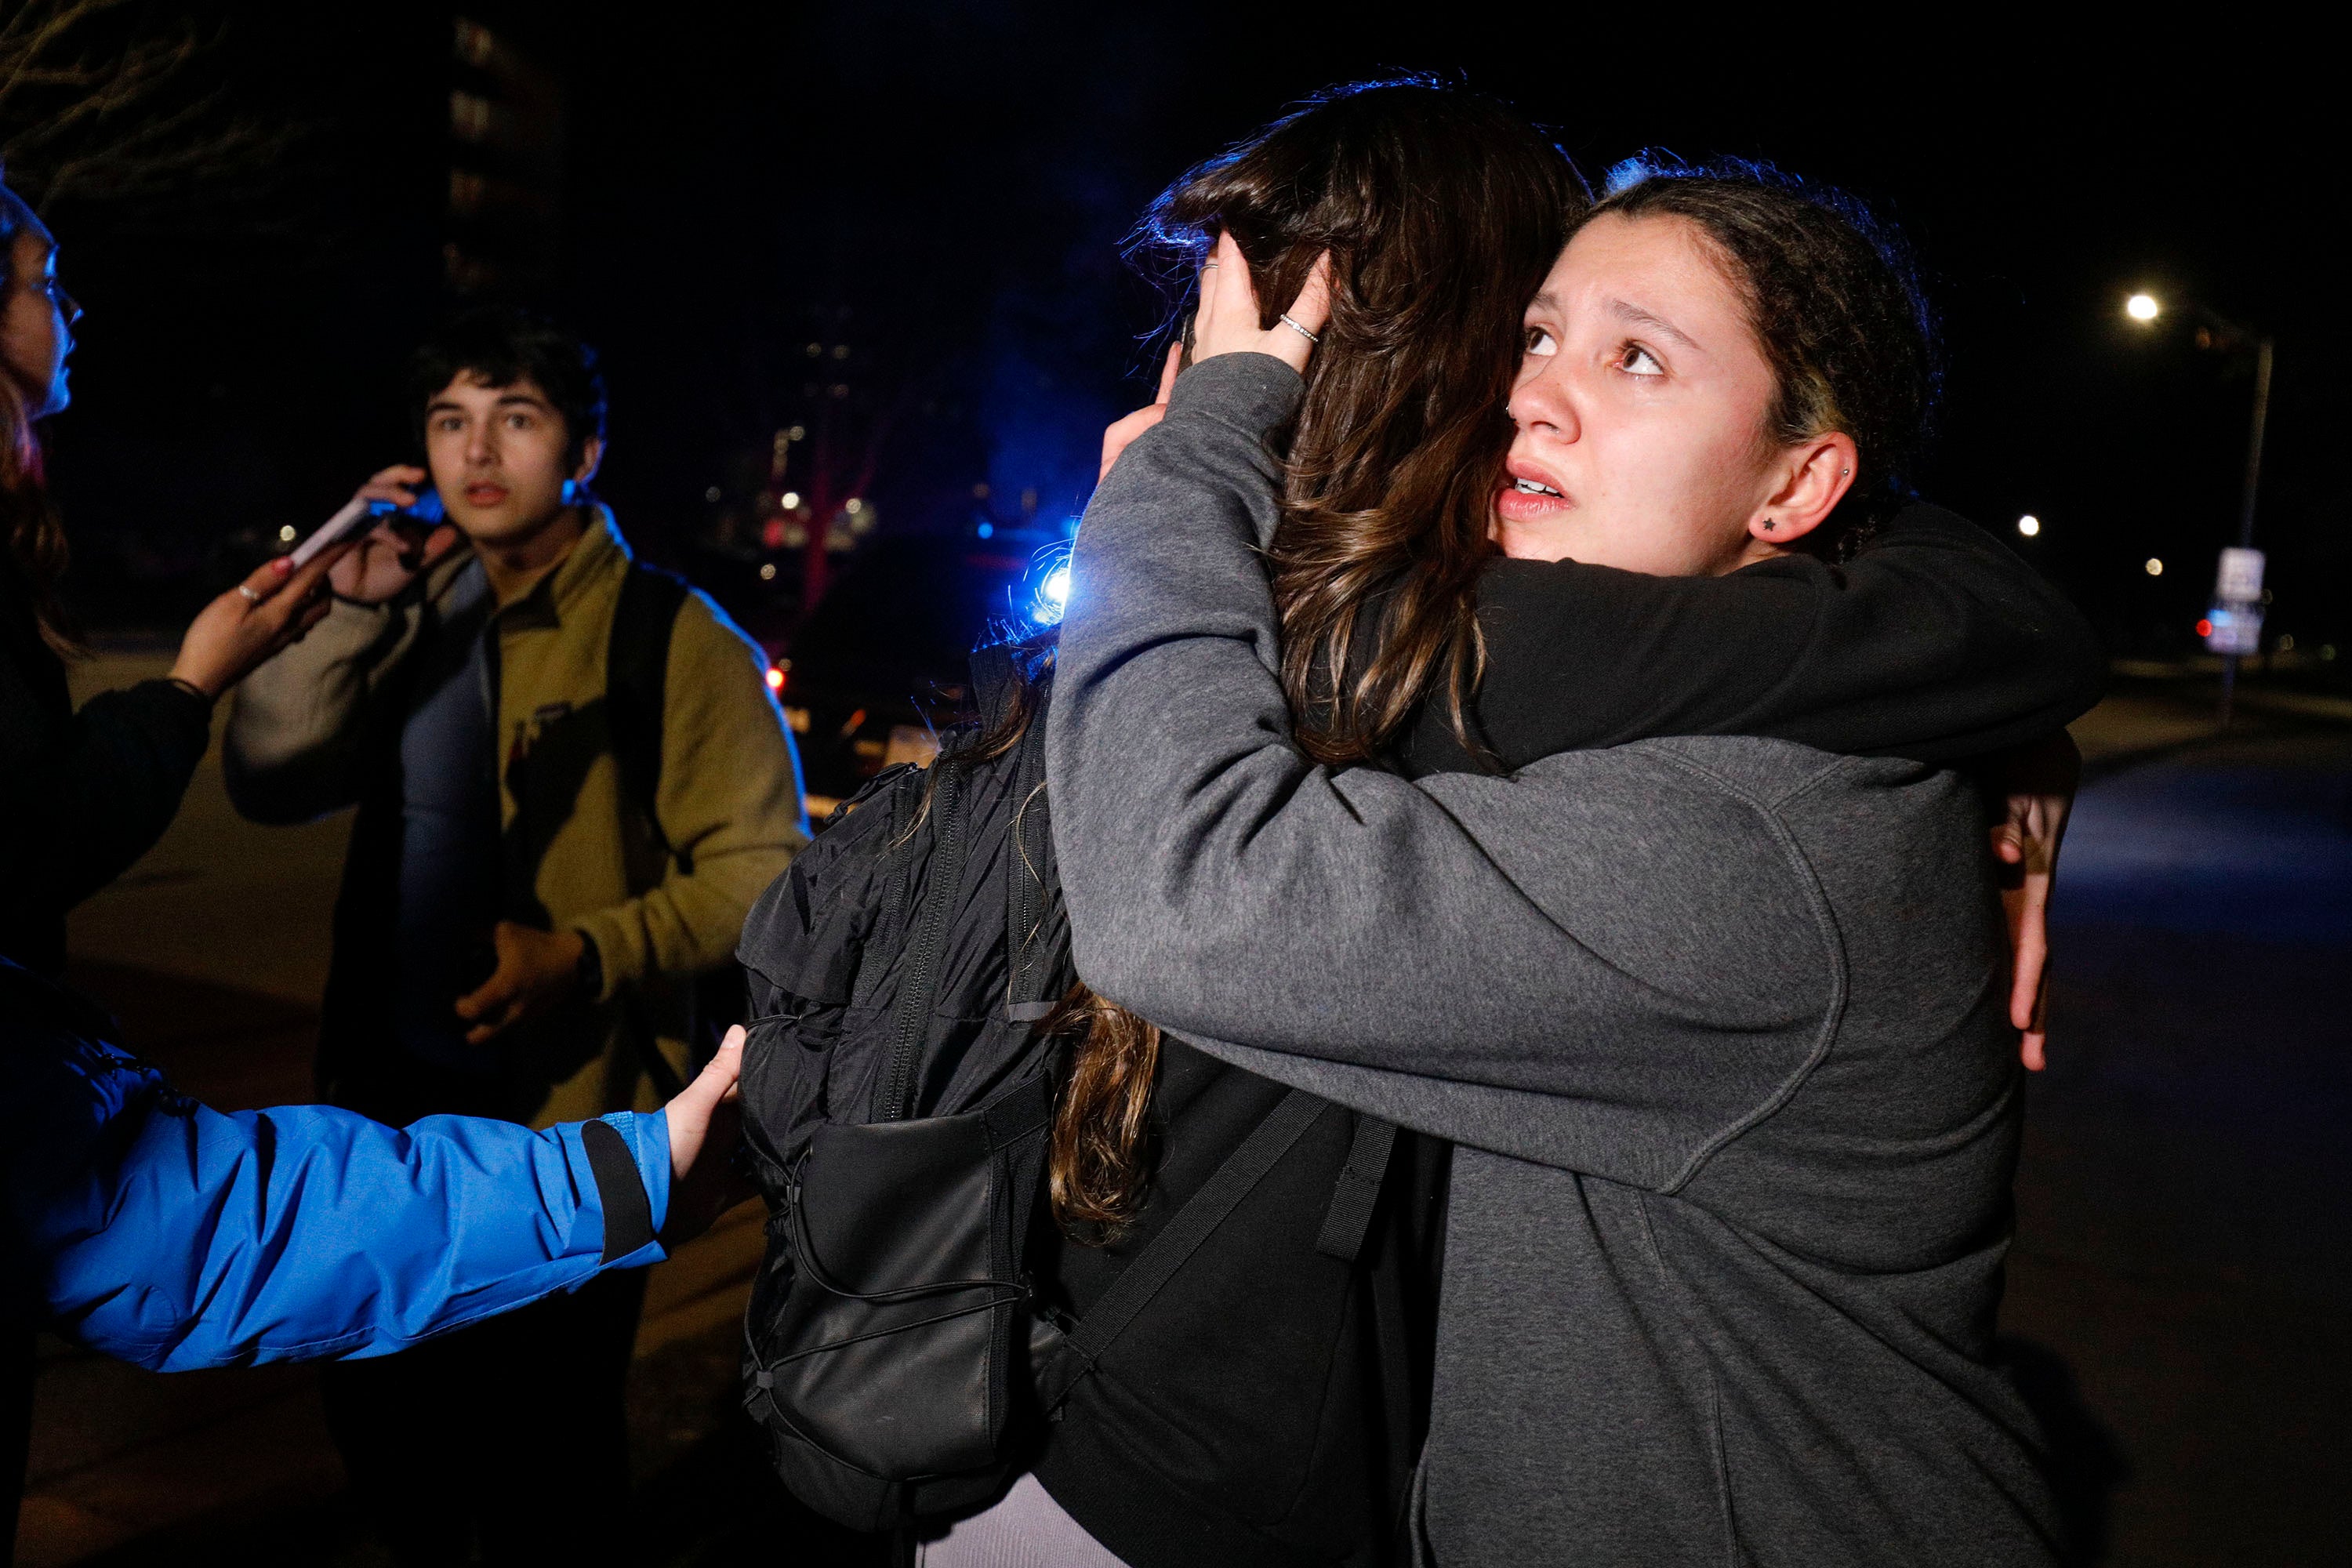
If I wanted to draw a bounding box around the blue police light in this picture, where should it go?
[977,521,993,539]
[1032,563,1072,626]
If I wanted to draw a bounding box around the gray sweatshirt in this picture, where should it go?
[1046,354,2062,1566]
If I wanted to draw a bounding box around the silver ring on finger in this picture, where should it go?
[237,584,263,604]
[1278,314,1319,346]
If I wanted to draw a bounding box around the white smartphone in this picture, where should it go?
[287,488,445,569]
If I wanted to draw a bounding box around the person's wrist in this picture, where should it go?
[573,929,604,1000]
[165,657,224,701]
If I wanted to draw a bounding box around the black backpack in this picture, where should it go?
[733,644,1396,1533]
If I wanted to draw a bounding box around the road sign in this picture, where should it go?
[2207,546,2268,656]
[2215,547,2266,603]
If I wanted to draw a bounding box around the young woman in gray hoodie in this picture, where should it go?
[1047,164,2087,1565]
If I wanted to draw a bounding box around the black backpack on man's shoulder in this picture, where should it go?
[733,643,1395,1534]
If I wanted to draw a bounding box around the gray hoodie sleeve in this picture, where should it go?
[224,583,430,825]
[1046,354,1842,1191]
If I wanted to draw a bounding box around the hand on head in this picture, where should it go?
[1190,231,1331,373]
[331,465,463,604]
[1097,234,1331,485]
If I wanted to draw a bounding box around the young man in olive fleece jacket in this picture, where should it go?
[223,310,805,1564]
[1049,354,2085,1566]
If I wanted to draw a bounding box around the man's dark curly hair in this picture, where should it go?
[409,307,608,467]
[1586,157,1938,557]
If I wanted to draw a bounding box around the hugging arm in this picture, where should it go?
[1418,512,2105,775]
[1047,354,1833,1186]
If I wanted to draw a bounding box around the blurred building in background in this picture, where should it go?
[445,17,565,300]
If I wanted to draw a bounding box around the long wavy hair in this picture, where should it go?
[0,180,74,656]
[1133,78,1586,764]
[1041,82,1585,1239]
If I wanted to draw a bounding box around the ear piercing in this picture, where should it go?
[1761,518,1777,532]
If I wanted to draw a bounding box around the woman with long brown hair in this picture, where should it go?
[0,179,343,978]
[894,81,2093,1567]
[1050,139,2097,1564]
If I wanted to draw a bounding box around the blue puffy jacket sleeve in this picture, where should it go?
[2,965,672,1371]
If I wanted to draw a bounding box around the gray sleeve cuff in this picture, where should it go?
[1166,351,1305,437]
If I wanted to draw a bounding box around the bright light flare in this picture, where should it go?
[2126,292,2161,322]
[1040,564,1070,611]
[765,666,786,691]
[2016,514,2041,538]
[2145,557,2165,576]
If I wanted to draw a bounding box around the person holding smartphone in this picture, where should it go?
[0,183,349,982]
[224,307,808,1566]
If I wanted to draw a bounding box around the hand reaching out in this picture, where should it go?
[1987,731,2081,1071]
[168,546,352,699]
[659,1025,753,1245]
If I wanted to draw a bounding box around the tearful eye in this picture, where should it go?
[1523,327,1558,358]
[1620,343,1664,378]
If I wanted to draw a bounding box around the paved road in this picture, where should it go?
[2003,725,2352,1565]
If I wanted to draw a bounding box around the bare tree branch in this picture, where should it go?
[0,0,293,213]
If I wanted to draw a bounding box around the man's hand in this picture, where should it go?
[660,1025,753,1246]
[1986,731,2082,1072]
[455,921,586,1045]
[330,465,463,604]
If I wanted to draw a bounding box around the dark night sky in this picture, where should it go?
[32,3,2339,662]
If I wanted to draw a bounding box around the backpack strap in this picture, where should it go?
[605,562,697,1096]
[607,562,691,867]
[1037,1087,1330,1409]
[1001,674,1059,1019]
[1315,1113,1399,1264]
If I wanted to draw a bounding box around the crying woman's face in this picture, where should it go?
[1494,211,1813,578]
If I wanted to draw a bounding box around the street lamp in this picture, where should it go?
[2125,290,2276,727]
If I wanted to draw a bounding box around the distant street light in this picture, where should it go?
[2125,289,2275,728]
[2016,514,2042,538]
